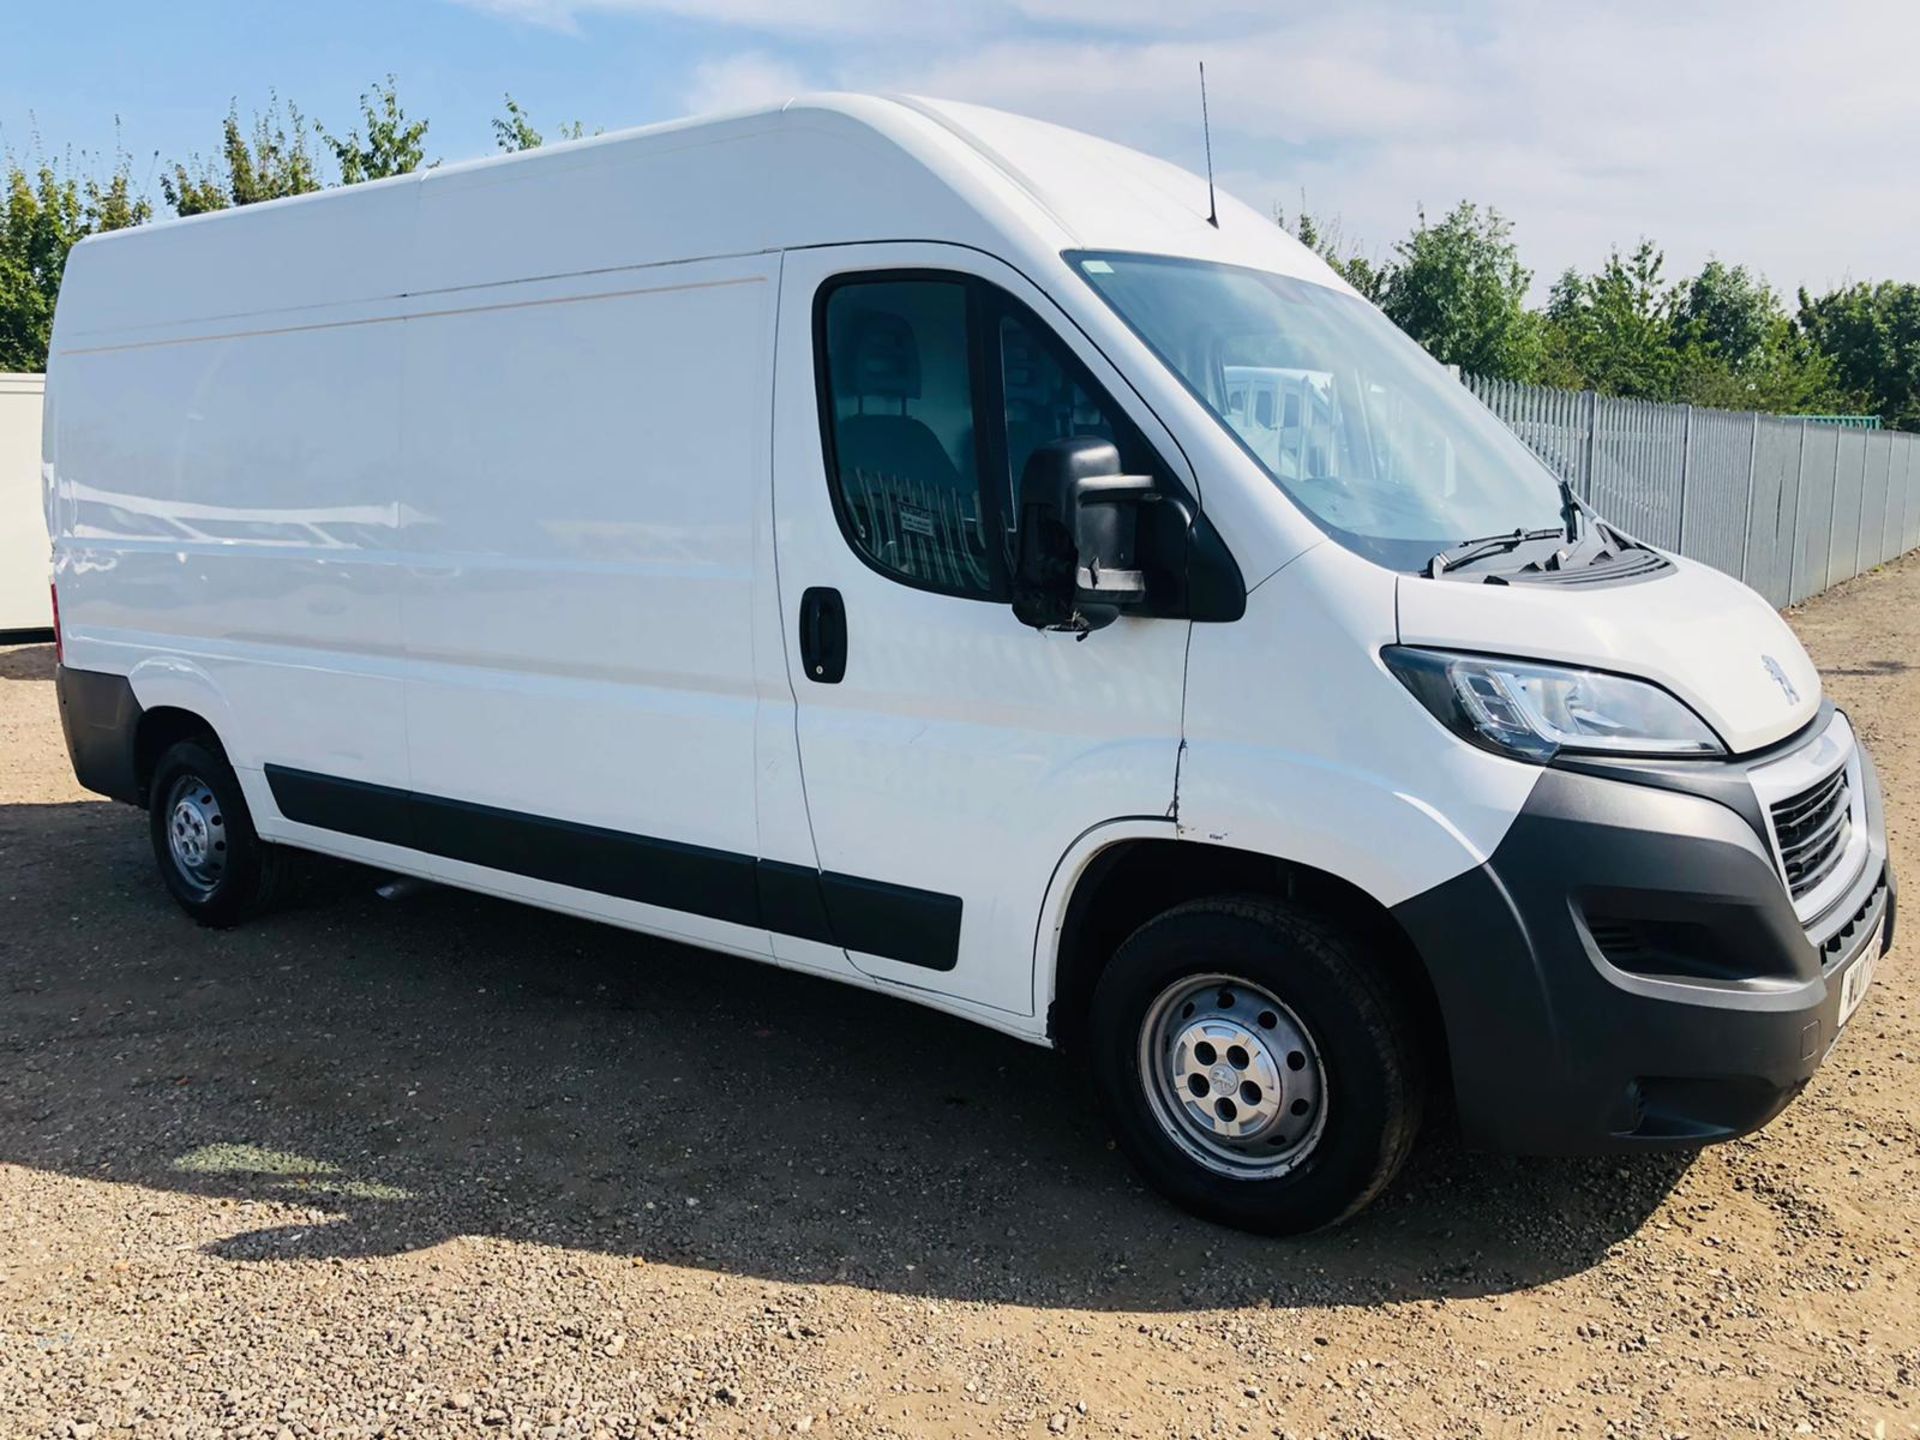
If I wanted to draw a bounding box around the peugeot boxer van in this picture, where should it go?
[44,95,1893,1232]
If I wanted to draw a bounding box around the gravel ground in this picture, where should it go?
[1,558,1916,1440]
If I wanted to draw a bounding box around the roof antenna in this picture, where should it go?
[1198,61,1219,228]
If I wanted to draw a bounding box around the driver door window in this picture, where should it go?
[819,279,1000,599]
[817,274,1172,600]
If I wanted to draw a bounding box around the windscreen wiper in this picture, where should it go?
[1427,527,1567,577]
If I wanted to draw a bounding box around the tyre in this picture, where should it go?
[148,737,294,927]
[1088,895,1423,1234]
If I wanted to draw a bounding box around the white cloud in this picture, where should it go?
[868,0,1920,299]
[457,0,1920,299]
[446,0,970,36]
[682,52,812,115]
[1004,0,1277,31]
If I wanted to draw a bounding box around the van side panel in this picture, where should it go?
[46,183,414,345]
[403,115,1004,296]
[51,293,409,793]
[393,255,776,949]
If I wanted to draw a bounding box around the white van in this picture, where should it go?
[45,95,1893,1232]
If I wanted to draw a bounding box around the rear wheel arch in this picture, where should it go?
[133,706,224,807]
[1044,836,1450,1092]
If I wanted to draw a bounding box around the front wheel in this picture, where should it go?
[1088,896,1424,1234]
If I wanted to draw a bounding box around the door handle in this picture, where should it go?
[799,586,847,684]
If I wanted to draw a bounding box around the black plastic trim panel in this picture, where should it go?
[265,764,962,972]
[55,665,144,805]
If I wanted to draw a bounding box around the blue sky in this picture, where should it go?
[5,1,1915,302]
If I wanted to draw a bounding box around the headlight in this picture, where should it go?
[1382,647,1725,761]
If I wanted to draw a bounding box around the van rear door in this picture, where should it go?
[770,244,1191,1016]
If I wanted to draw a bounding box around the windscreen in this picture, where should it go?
[1072,252,1567,571]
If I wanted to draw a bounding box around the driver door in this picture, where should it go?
[769,243,1192,1016]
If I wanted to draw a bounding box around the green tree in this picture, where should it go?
[1664,260,1852,413]
[322,76,432,184]
[491,94,587,153]
[1670,259,1774,368]
[1377,202,1539,379]
[1538,241,1676,399]
[1671,318,1852,414]
[1536,246,1853,412]
[1275,203,1389,304]
[1,143,150,370]
[1797,281,1920,430]
[161,94,323,216]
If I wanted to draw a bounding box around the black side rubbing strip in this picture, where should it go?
[264,765,960,970]
[267,765,416,850]
[755,859,838,947]
[410,789,761,929]
[820,871,963,973]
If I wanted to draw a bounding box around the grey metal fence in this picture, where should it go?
[1466,376,1920,606]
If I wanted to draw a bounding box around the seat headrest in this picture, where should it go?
[840,308,921,402]
[1000,321,1050,417]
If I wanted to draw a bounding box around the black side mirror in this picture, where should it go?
[1012,437,1156,631]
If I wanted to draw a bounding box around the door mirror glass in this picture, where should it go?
[1012,436,1154,632]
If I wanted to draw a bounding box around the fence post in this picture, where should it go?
[1738,409,1759,585]
[1854,440,1872,578]
[1824,429,1843,590]
[1898,439,1910,558]
[1676,403,1694,553]
[1582,390,1598,501]
[1788,420,1810,602]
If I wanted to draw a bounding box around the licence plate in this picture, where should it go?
[1838,942,1881,1027]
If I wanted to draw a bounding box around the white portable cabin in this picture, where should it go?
[0,372,49,632]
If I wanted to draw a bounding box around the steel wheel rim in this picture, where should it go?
[164,773,229,899]
[1138,972,1328,1179]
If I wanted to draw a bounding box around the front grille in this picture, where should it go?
[1769,765,1853,902]
[1817,868,1887,969]
[1585,920,1643,961]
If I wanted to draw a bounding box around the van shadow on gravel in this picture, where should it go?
[0,641,55,681]
[0,798,1690,1314]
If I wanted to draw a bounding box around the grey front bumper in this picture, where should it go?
[1393,716,1893,1155]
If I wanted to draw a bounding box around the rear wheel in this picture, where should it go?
[148,738,293,926]
[1088,895,1423,1233]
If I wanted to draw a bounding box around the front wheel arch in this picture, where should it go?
[1043,836,1449,1097]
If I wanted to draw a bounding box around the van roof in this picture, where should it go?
[53,93,1338,345]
